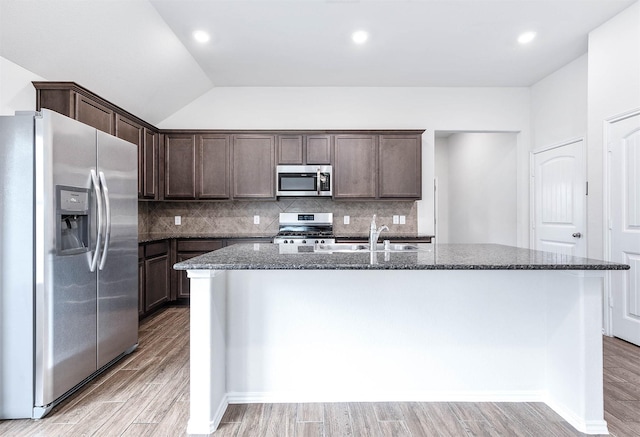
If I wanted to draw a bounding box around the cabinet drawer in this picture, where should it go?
[177,239,223,252]
[144,240,169,258]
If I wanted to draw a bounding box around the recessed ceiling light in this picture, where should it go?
[352,30,369,45]
[517,31,536,44]
[193,30,210,44]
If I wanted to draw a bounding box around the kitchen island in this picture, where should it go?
[174,243,629,435]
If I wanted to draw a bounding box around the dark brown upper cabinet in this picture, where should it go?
[306,135,332,164]
[199,134,230,199]
[277,135,304,164]
[333,135,378,199]
[276,134,333,165]
[76,94,114,134]
[115,115,144,195]
[114,116,158,200]
[34,81,119,135]
[33,82,423,203]
[232,134,276,199]
[334,133,422,200]
[33,82,159,200]
[378,135,422,199]
[162,133,231,200]
[164,134,197,199]
[142,129,159,199]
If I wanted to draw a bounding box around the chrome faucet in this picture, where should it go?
[369,214,389,251]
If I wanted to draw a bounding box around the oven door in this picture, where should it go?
[276,165,332,197]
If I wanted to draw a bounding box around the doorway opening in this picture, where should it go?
[434,131,518,244]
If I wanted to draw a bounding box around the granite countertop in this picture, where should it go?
[173,243,630,271]
[139,233,435,244]
[138,233,275,243]
[335,235,434,241]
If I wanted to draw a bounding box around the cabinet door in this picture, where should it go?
[138,260,145,317]
[306,135,332,164]
[176,252,206,299]
[378,135,422,199]
[164,135,196,199]
[75,93,114,134]
[142,129,158,199]
[199,135,230,199]
[115,115,144,196]
[277,135,304,164]
[232,135,275,199]
[176,240,223,299]
[144,255,169,313]
[334,135,377,199]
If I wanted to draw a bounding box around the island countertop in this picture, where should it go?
[173,242,629,271]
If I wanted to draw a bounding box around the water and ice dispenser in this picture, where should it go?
[56,186,90,254]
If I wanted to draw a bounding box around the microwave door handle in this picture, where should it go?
[317,168,321,195]
[89,169,102,272]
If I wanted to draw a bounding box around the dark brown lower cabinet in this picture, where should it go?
[139,238,273,318]
[145,255,169,313]
[139,240,170,317]
[175,239,224,299]
[138,247,145,317]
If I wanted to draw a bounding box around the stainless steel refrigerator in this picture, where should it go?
[0,109,138,419]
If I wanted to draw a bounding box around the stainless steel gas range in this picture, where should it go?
[273,213,335,246]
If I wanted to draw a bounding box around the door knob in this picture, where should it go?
[572,232,582,238]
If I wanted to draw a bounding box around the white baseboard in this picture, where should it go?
[186,394,229,435]
[545,396,609,435]
[226,390,546,404]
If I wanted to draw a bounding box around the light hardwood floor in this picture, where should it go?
[1,305,639,436]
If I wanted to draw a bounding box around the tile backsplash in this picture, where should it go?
[139,199,417,237]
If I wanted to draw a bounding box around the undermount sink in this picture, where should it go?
[314,242,421,253]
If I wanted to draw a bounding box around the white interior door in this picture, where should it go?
[532,139,586,257]
[608,113,640,346]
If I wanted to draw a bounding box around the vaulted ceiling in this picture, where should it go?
[0,0,636,125]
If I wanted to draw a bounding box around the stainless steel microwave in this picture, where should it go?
[276,165,332,197]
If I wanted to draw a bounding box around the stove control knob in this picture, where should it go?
[315,240,319,244]
[302,240,307,244]
[289,240,294,244]
[320,240,325,244]
[283,240,288,244]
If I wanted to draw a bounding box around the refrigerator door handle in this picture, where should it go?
[98,171,111,270]
[90,169,103,272]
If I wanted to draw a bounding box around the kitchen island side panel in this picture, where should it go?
[184,268,610,434]
[225,270,548,399]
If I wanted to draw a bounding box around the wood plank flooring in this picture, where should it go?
[1,305,640,436]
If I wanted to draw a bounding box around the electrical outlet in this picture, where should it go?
[174,216,181,225]
[393,215,399,224]
[253,215,260,225]
[399,215,406,225]
[343,215,350,225]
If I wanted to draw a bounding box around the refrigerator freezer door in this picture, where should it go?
[35,110,98,407]
[96,131,138,368]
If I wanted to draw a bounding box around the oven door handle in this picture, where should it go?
[317,168,321,195]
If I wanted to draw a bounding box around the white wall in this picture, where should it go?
[0,57,44,115]
[530,54,588,150]
[159,87,531,244]
[434,137,450,243]
[587,1,640,260]
[436,133,518,245]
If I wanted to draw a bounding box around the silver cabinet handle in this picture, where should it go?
[98,171,111,270]
[90,169,102,272]
[572,232,582,238]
